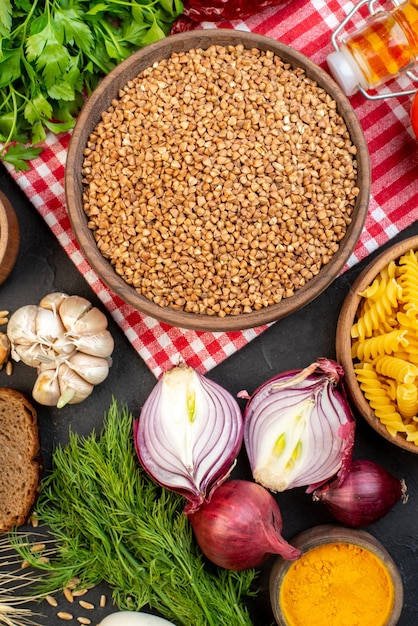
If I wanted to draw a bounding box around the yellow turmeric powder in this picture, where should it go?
[279,542,394,626]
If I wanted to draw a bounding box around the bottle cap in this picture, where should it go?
[327,50,363,96]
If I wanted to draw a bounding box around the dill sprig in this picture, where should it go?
[12,399,258,626]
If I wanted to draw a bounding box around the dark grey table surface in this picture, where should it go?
[0,161,417,625]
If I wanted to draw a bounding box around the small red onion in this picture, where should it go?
[187,479,301,571]
[312,459,408,527]
[240,358,356,493]
[134,364,243,513]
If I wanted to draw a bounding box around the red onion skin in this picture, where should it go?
[312,459,407,528]
[187,479,301,571]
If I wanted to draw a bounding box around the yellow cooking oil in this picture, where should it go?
[345,0,418,85]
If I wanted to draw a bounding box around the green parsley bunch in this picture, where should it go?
[0,0,183,170]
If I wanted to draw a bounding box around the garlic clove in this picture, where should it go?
[66,352,111,385]
[52,337,77,357]
[7,305,38,345]
[12,343,57,368]
[39,292,69,312]
[32,369,61,406]
[58,295,92,331]
[71,330,114,359]
[35,307,66,343]
[57,364,94,407]
[72,306,109,336]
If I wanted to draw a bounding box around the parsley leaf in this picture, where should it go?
[54,7,94,53]
[0,143,42,171]
[24,92,53,125]
[0,0,12,38]
[26,21,72,85]
[0,49,21,87]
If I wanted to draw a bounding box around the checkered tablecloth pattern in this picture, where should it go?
[5,0,418,378]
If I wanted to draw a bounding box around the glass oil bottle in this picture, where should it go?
[327,0,418,97]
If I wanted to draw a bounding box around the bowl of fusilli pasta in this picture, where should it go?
[336,235,418,454]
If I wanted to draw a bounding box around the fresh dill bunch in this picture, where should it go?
[12,399,258,626]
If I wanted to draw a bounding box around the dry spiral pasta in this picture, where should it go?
[352,328,408,361]
[351,276,401,340]
[396,383,418,420]
[351,249,418,444]
[358,260,398,301]
[398,250,418,317]
[374,354,418,384]
[353,363,409,438]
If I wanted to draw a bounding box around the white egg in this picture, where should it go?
[98,611,175,626]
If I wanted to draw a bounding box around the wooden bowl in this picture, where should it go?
[336,236,418,453]
[270,524,403,626]
[65,29,370,332]
[0,191,20,285]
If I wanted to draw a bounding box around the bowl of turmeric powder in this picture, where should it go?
[336,235,418,454]
[269,524,403,626]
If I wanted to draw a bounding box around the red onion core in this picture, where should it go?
[188,479,301,571]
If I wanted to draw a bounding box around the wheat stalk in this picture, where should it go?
[0,534,58,626]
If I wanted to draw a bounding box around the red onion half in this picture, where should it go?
[312,459,408,527]
[188,479,301,571]
[241,358,355,493]
[134,364,244,513]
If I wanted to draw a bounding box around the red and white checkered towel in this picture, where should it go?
[5,0,418,378]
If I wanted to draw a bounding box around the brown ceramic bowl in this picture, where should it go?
[0,191,19,286]
[65,29,370,332]
[270,524,403,626]
[336,236,418,454]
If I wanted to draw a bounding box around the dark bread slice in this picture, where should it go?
[0,387,42,531]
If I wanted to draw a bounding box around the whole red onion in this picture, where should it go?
[188,479,301,571]
[312,459,408,527]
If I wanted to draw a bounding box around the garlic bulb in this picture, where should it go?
[7,293,114,408]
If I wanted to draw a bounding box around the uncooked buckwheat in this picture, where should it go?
[82,44,359,317]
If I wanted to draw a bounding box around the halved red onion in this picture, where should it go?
[241,358,355,493]
[134,364,244,513]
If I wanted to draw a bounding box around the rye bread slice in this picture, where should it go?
[0,387,42,532]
